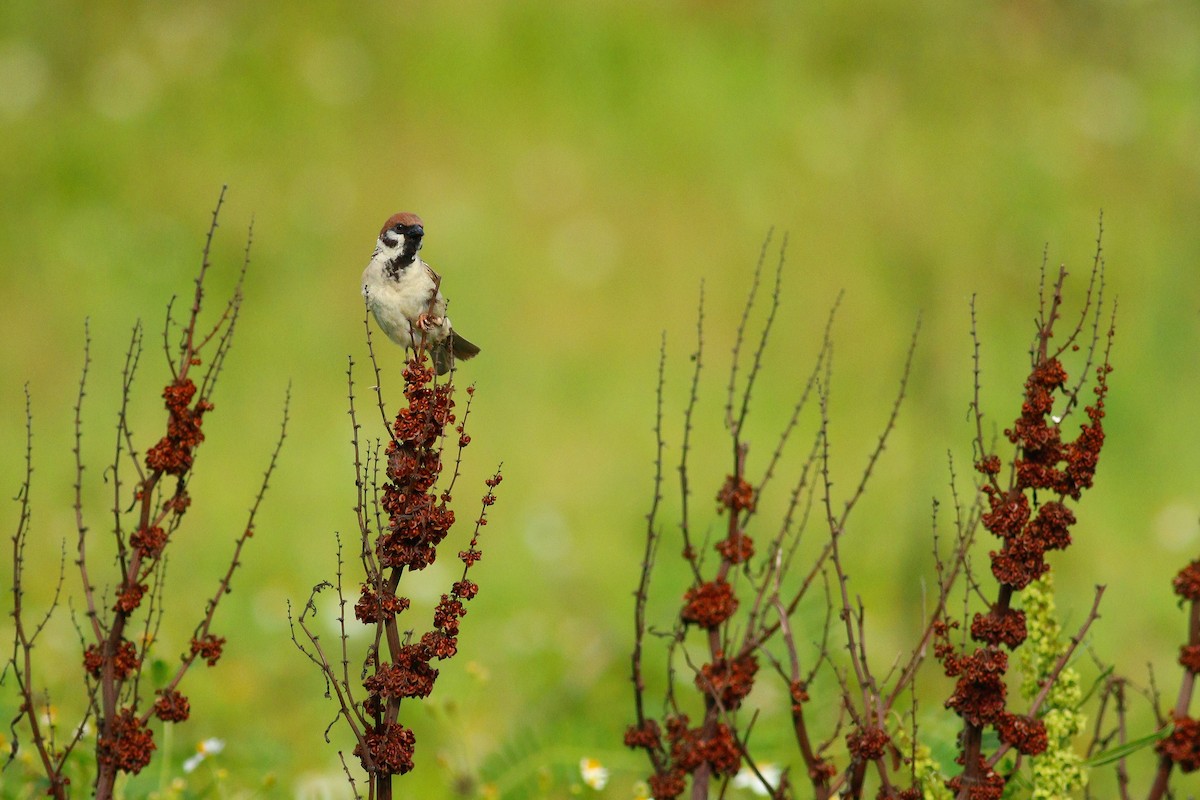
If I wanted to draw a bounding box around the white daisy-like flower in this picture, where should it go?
[732,762,782,796]
[579,756,609,790]
[182,737,225,774]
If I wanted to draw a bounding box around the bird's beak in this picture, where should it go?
[410,225,424,238]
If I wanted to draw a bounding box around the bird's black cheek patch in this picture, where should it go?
[401,238,422,263]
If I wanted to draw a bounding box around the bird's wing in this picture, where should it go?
[421,261,443,314]
[423,261,442,288]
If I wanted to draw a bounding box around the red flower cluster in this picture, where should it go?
[681,580,738,628]
[97,709,156,775]
[144,378,212,476]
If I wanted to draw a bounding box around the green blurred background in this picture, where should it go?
[2,1,1199,797]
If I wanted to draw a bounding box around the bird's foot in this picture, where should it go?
[416,313,443,331]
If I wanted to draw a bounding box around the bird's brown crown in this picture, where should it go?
[380,212,424,238]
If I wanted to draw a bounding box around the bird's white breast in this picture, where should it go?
[361,257,448,348]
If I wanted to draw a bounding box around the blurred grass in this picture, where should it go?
[2,1,1200,797]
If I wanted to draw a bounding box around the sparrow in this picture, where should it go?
[361,212,480,375]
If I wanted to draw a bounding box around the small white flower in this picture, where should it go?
[579,757,609,791]
[732,762,782,796]
[183,737,225,774]
[38,706,58,728]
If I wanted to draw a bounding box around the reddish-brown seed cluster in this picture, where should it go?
[696,653,758,710]
[623,719,662,750]
[190,634,225,666]
[648,771,687,800]
[144,378,212,476]
[351,356,494,785]
[808,757,837,783]
[995,712,1047,756]
[83,644,103,677]
[977,359,1110,592]
[715,532,755,564]
[112,640,141,679]
[451,579,479,600]
[433,595,466,634]
[983,498,1077,591]
[153,689,191,722]
[1172,559,1200,602]
[940,645,1008,728]
[944,754,1004,800]
[666,716,741,779]
[1156,716,1200,773]
[363,648,438,700]
[846,725,890,761]
[130,525,167,559]
[165,490,192,515]
[1179,644,1200,674]
[376,360,457,572]
[354,584,411,624]
[421,628,458,660]
[789,679,810,710]
[113,582,148,614]
[625,715,742,799]
[970,607,1027,650]
[680,580,738,628]
[717,475,755,513]
[936,352,1111,797]
[354,721,417,776]
[97,709,156,775]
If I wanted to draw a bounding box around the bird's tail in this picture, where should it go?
[431,331,481,375]
[452,332,481,360]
